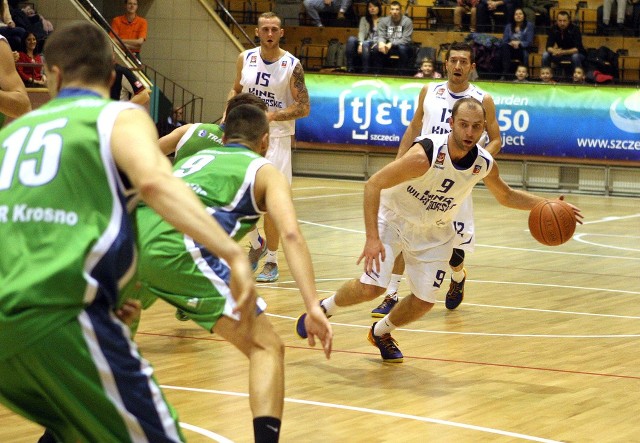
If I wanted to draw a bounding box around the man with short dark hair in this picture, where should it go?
[124,95,333,443]
[374,1,413,75]
[542,10,586,71]
[110,0,148,60]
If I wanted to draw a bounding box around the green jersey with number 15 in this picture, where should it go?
[0,91,138,360]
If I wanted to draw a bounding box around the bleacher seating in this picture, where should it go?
[226,3,639,85]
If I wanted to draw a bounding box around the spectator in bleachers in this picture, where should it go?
[16,31,45,87]
[454,0,477,33]
[538,65,557,84]
[167,106,187,130]
[602,0,625,34]
[499,8,534,79]
[572,66,586,83]
[542,11,585,72]
[111,55,150,106]
[476,0,514,33]
[374,1,413,75]
[18,3,53,49]
[303,0,352,27]
[345,0,382,73]
[513,64,529,82]
[522,0,553,29]
[632,0,640,36]
[0,0,25,51]
[110,0,147,60]
[414,57,442,78]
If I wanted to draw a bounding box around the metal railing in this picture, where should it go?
[143,65,203,136]
[69,0,204,133]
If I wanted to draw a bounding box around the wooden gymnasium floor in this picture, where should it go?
[3,176,640,442]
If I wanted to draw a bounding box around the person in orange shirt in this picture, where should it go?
[110,0,147,60]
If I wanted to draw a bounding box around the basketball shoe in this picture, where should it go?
[175,309,189,322]
[445,268,466,310]
[256,262,279,282]
[295,299,330,339]
[248,236,267,272]
[371,293,399,318]
[367,323,403,362]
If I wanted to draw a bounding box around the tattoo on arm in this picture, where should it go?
[273,63,310,121]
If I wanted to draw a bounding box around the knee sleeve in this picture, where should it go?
[449,248,465,268]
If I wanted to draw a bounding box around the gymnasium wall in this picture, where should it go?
[38,0,241,123]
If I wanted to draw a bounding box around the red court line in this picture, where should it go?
[138,331,640,381]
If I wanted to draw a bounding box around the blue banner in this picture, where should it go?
[296,74,640,161]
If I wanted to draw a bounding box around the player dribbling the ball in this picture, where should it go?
[295,97,583,363]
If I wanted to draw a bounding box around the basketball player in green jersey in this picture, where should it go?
[123,103,332,443]
[0,22,255,443]
[156,92,266,162]
[0,34,31,126]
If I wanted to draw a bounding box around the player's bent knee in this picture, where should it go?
[360,282,386,300]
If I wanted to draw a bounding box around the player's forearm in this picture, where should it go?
[500,189,545,210]
[398,125,419,158]
[130,89,150,106]
[280,233,321,311]
[227,87,239,100]
[0,90,31,117]
[488,176,543,210]
[484,138,502,156]
[363,181,382,240]
[122,38,143,50]
[272,101,310,121]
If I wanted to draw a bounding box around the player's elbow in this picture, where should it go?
[136,172,174,203]
[10,96,31,118]
[300,102,310,118]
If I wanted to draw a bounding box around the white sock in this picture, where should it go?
[265,250,278,264]
[386,274,402,298]
[451,268,465,283]
[374,316,397,336]
[248,229,262,249]
[320,295,338,316]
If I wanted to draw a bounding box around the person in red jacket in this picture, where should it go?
[16,32,45,87]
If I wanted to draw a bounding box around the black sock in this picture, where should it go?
[253,416,281,443]
[37,430,58,443]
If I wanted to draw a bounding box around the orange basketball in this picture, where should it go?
[528,200,576,246]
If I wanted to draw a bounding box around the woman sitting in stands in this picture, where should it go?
[16,32,46,87]
[499,7,534,80]
[345,0,382,73]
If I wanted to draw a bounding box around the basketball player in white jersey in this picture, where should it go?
[295,98,582,362]
[229,12,311,283]
[371,42,501,317]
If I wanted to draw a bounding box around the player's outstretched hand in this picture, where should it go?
[557,195,584,225]
[304,305,333,359]
[115,299,142,326]
[357,237,386,275]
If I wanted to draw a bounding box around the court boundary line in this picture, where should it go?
[162,385,562,443]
